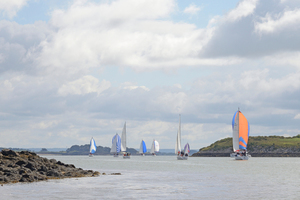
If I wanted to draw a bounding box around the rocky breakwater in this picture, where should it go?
[0,149,100,184]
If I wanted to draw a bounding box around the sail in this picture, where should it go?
[232,110,249,151]
[139,140,147,154]
[232,111,239,152]
[111,133,121,153]
[150,139,159,153]
[184,143,190,155]
[175,114,181,154]
[121,122,126,152]
[154,140,159,152]
[238,111,249,150]
[89,138,97,154]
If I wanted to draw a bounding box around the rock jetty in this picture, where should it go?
[0,149,100,184]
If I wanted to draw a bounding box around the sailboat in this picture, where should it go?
[110,133,121,157]
[230,108,251,160]
[121,122,130,159]
[89,137,97,157]
[177,142,190,160]
[175,114,189,160]
[150,139,159,156]
[139,140,147,156]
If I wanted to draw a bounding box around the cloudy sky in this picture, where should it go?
[1,0,300,150]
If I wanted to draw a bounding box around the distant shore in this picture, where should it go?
[191,152,300,157]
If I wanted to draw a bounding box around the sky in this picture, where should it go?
[1,0,300,150]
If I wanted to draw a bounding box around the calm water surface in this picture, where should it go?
[1,156,300,199]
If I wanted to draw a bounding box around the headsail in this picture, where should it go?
[121,122,126,152]
[139,140,147,154]
[111,133,121,153]
[89,138,97,154]
[232,109,249,151]
[183,143,190,155]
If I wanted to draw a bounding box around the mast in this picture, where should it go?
[178,114,181,153]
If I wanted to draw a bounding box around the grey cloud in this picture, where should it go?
[201,0,300,58]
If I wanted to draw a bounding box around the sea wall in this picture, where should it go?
[0,149,100,184]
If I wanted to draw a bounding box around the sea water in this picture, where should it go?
[1,155,300,199]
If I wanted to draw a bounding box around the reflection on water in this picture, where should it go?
[1,156,300,199]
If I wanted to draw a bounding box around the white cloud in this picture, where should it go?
[183,4,201,15]
[0,0,28,18]
[58,75,111,96]
[35,0,217,74]
[226,0,258,22]
[255,8,300,34]
[122,82,150,91]
[294,114,300,119]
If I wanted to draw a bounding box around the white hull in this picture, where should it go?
[113,154,119,157]
[89,154,93,157]
[177,156,188,160]
[230,153,250,160]
[123,155,130,159]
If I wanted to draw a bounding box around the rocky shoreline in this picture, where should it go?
[0,149,101,184]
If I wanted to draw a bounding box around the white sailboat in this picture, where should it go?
[89,137,97,157]
[139,140,147,156]
[111,133,121,157]
[175,114,189,160]
[121,122,130,159]
[150,139,159,156]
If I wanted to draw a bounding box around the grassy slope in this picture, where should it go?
[200,135,300,152]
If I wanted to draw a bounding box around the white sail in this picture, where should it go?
[121,122,126,152]
[150,140,155,154]
[233,111,239,152]
[139,140,144,154]
[89,138,96,154]
[150,139,159,153]
[110,133,118,153]
[154,140,159,152]
[175,114,181,154]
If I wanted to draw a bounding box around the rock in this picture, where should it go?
[110,173,121,175]
[1,149,19,157]
[0,149,100,184]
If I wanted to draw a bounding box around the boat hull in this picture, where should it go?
[230,153,250,160]
[177,156,188,160]
[123,156,130,159]
[113,154,119,157]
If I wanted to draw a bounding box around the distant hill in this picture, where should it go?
[62,144,138,155]
[192,135,300,157]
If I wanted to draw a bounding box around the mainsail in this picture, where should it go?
[89,138,97,154]
[150,139,159,153]
[121,122,126,152]
[139,140,147,154]
[111,133,121,153]
[232,109,249,152]
[175,114,181,154]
